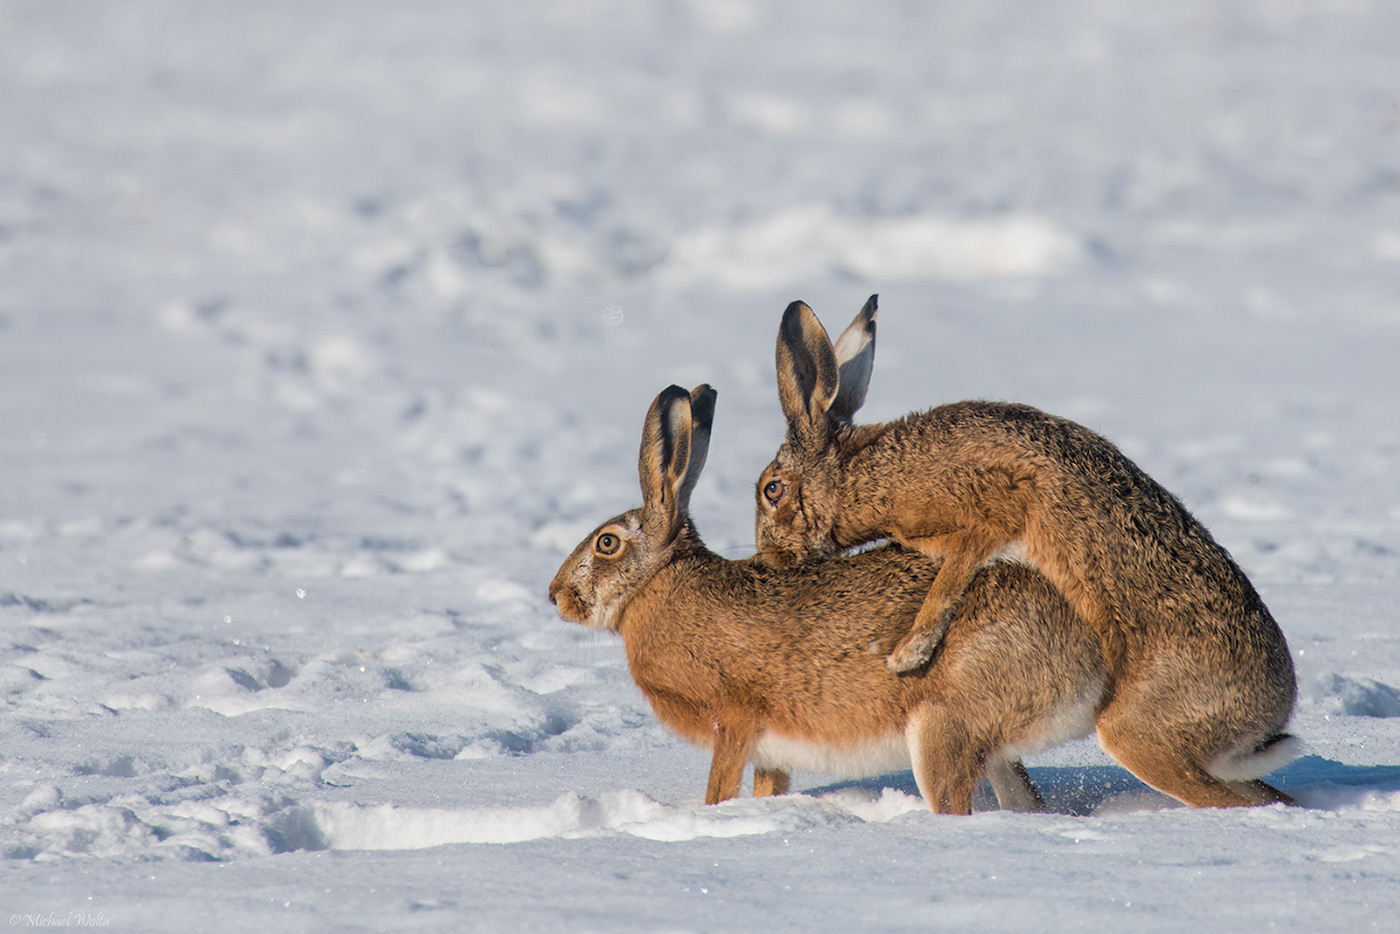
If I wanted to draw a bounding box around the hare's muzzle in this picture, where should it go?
[755,537,801,569]
[547,577,586,623]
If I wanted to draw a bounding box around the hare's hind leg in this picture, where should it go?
[1098,720,1274,809]
[906,703,984,815]
[753,768,791,797]
[887,529,1007,673]
[984,756,1046,812]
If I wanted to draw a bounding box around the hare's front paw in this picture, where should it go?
[886,633,935,673]
[885,621,947,673]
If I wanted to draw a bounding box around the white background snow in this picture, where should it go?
[2,0,1399,930]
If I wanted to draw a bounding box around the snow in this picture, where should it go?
[2,0,1399,930]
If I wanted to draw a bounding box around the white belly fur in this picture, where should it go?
[751,732,912,778]
[846,537,1033,568]
[750,675,1104,782]
[988,538,1033,566]
[1001,676,1104,760]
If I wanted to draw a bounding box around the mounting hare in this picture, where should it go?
[549,385,1294,812]
[753,297,1298,807]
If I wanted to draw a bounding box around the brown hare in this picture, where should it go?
[550,384,1105,813]
[549,385,1295,812]
[754,297,1299,808]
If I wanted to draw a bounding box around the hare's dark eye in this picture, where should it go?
[595,532,621,555]
[763,479,786,507]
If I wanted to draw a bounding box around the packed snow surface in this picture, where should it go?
[3,1,1400,931]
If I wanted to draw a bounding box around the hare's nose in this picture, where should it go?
[547,584,559,606]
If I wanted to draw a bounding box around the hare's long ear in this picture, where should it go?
[775,301,839,448]
[675,384,716,514]
[830,294,877,423]
[639,385,694,537]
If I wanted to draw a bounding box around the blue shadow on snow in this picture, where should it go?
[800,756,1400,816]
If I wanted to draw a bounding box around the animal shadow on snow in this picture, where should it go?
[1268,755,1400,809]
[803,756,1400,816]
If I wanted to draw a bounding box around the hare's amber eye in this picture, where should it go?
[763,479,786,506]
[595,532,621,555]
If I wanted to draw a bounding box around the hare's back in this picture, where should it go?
[751,549,1103,750]
[911,400,1133,472]
[759,544,935,645]
[770,545,1092,672]
[946,561,1101,670]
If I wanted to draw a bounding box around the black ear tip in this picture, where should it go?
[781,300,812,324]
[779,302,814,345]
[659,384,691,406]
[652,384,693,431]
[690,384,717,424]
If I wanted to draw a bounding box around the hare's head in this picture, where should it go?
[755,297,876,567]
[549,384,716,631]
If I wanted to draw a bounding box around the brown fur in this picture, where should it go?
[550,385,1107,813]
[754,298,1299,807]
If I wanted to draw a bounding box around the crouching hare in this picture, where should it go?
[755,297,1298,807]
[549,384,1110,812]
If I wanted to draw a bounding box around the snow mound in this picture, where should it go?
[1316,673,1400,718]
[2,782,983,861]
[662,207,1082,290]
[315,787,933,850]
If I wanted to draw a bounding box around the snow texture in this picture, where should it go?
[2,0,1400,931]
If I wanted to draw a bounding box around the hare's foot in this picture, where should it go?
[753,768,790,798]
[1097,709,1290,809]
[984,757,1046,813]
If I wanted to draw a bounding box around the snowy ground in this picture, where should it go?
[3,0,1400,930]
